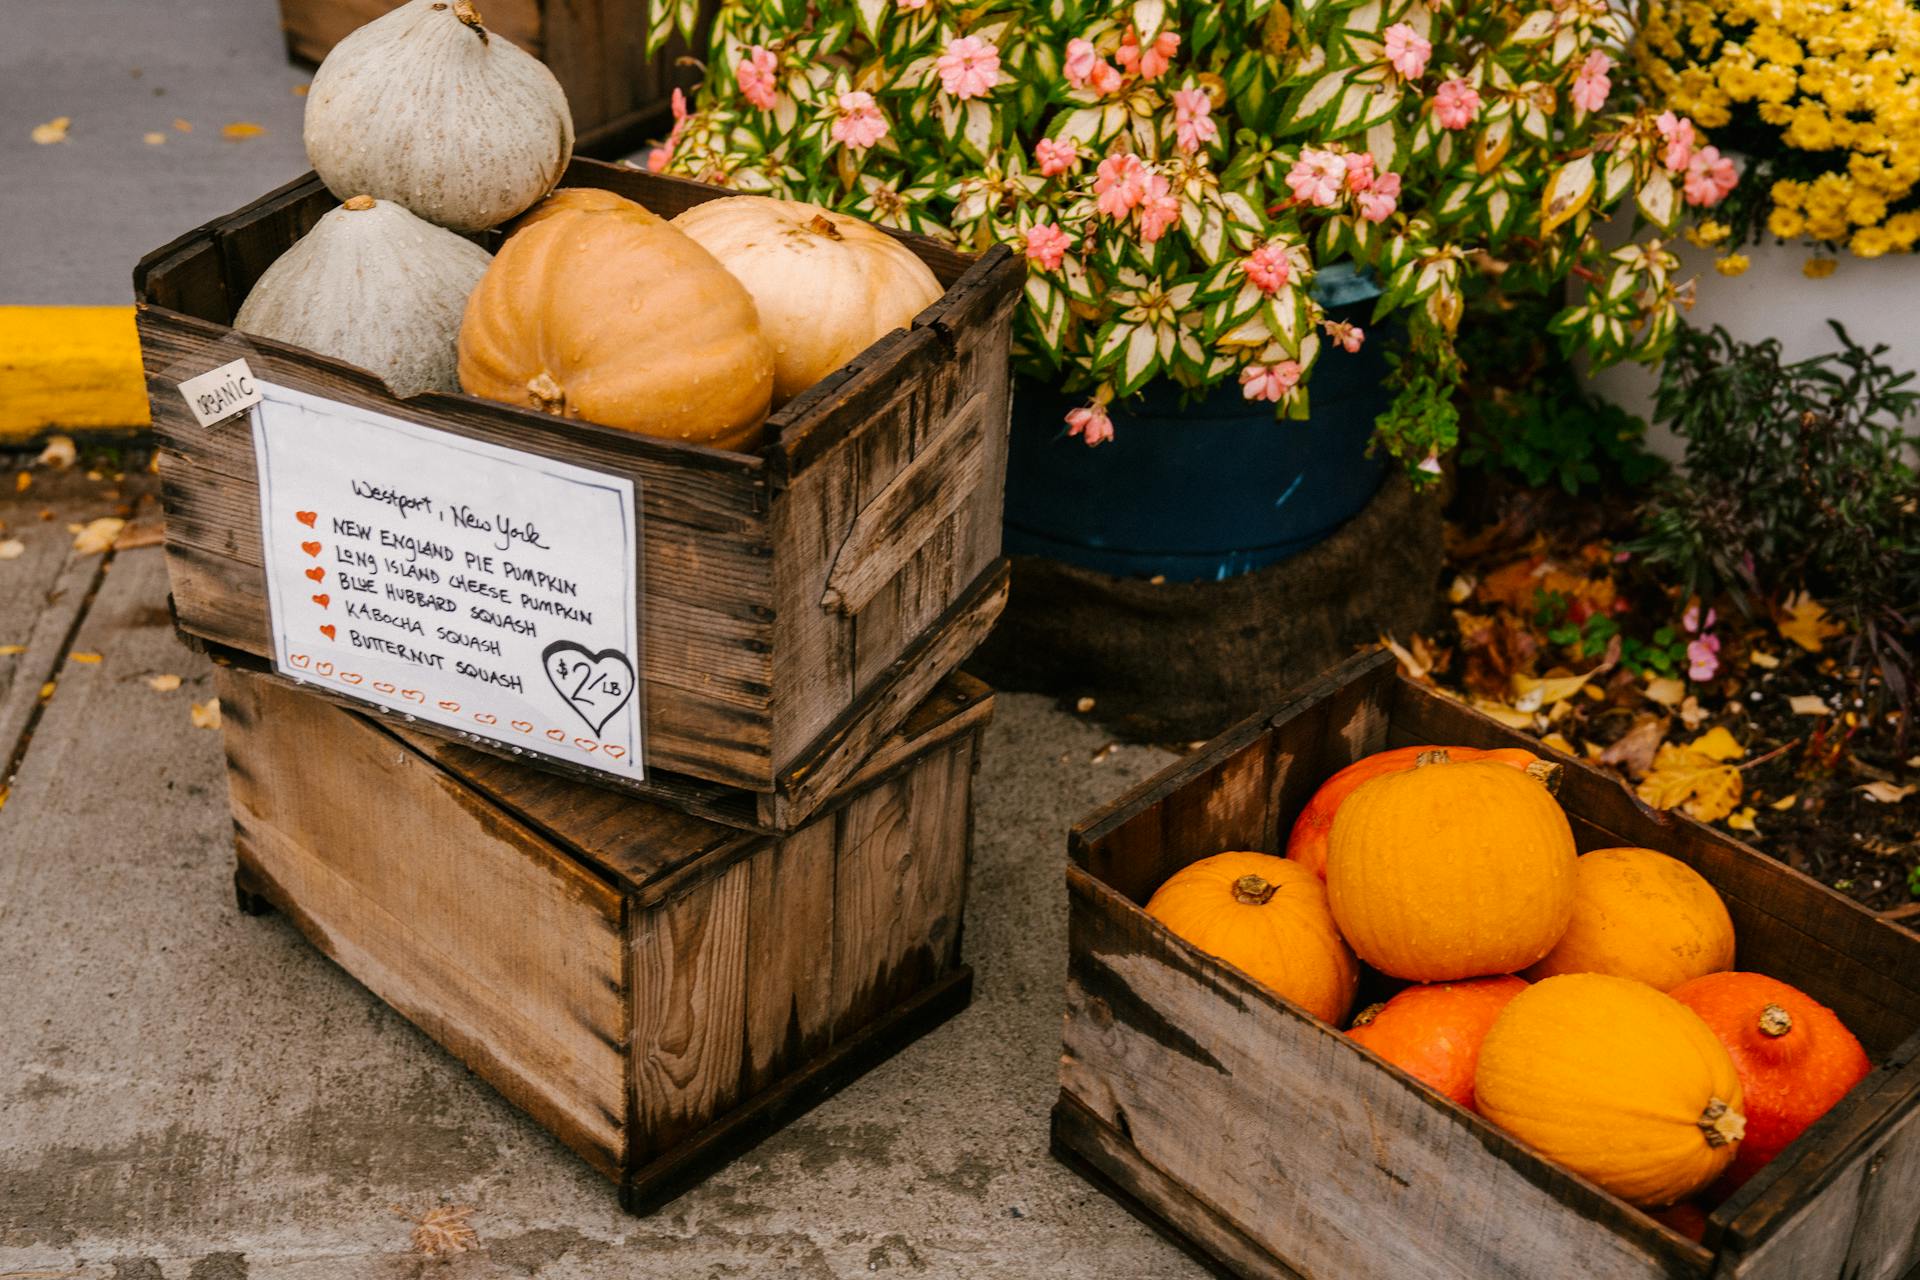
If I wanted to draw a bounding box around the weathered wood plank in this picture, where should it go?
[0,504,103,778]
[742,820,838,1096]
[221,669,630,1178]
[277,0,545,65]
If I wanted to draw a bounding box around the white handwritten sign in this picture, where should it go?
[251,382,644,779]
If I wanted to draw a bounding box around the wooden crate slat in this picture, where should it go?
[742,820,839,1096]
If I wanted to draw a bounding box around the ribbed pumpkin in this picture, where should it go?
[234,195,492,397]
[672,196,944,405]
[458,189,775,449]
[305,0,573,232]
[1325,756,1577,981]
[1145,852,1358,1025]
[1669,971,1870,1191]
[1525,847,1736,992]
[1286,745,1546,878]
[1476,974,1747,1206]
[1347,975,1529,1111]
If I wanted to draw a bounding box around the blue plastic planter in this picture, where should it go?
[1003,268,1391,583]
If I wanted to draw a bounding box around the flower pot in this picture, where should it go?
[1003,278,1391,583]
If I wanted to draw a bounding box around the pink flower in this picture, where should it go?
[1683,602,1718,634]
[1240,361,1303,402]
[1137,173,1180,243]
[645,144,673,172]
[1384,23,1431,79]
[1571,51,1613,113]
[830,90,889,151]
[1066,403,1114,446]
[897,0,928,7]
[1240,244,1291,294]
[937,35,1002,99]
[1140,30,1180,79]
[1684,145,1737,207]
[1657,111,1696,173]
[1285,148,1348,207]
[1024,222,1074,271]
[1172,88,1217,153]
[647,89,689,171]
[1433,78,1481,130]
[1417,453,1443,476]
[1345,151,1376,192]
[1094,153,1148,219]
[1357,170,1401,222]
[736,46,778,110]
[1035,136,1082,177]
[1065,38,1099,85]
[1687,634,1721,682]
[1089,60,1124,95]
[1326,321,1365,353]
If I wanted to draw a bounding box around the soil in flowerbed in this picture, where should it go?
[1386,478,1918,922]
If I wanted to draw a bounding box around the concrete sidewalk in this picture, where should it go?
[0,470,1202,1278]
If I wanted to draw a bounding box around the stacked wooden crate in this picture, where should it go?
[136,161,1020,1210]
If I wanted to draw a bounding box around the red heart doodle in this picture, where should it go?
[295,511,318,528]
[301,541,322,557]
[340,672,364,685]
[604,746,626,760]
[305,567,325,583]
[373,681,395,694]
[316,661,334,677]
[545,728,567,742]
[290,653,311,669]
[437,700,460,712]
[311,593,330,609]
[474,713,498,726]
[510,720,533,733]
[319,624,336,641]
[574,738,598,752]
[401,689,425,704]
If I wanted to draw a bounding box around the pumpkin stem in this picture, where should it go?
[1697,1097,1747,1148]
[1414,749,1452,768]
[452,0,490,41]
[806,212,845,240]
[1758,1003,1794,1038]
[1524,760,1564,794]
[525,371,567,415]
[343,194,377,212]
[1231,874,1278,906]
[1350,1002,1386,1028]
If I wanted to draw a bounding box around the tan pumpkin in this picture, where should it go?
[1325,755,1578,981]
[1475,974,1747,1206]
[458,189,775,449]
[305,0,574,232]
[672,196,944,404]
[1145,852,1358,1025]
[235,195,492,397]
[1525,847,1736,991]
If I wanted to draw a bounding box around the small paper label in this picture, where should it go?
[251,381,645,779]
[178,358,263,427]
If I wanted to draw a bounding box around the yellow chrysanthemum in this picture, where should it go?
[1803,256,1839,276]
[1715,253,1752,275]
[1768,206,1807,238]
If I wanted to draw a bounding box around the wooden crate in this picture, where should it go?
[1054,650,1920,1280]
[274,0,709,154]
[218,663,988,1212]
[137,158,1018,830]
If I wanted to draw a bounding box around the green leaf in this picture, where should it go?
[1637,169,1677,229]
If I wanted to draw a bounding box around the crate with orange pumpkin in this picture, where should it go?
[1056,650,1920,1280]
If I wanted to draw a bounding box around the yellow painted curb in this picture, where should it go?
[0,306,151,439]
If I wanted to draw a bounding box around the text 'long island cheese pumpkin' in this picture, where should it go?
[458,189,776,451]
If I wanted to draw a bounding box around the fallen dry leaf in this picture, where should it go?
[1788,694,1831,716]
[144,131,167,145]
[31,116,71,144]
[15,472,30,493]
[293,83,310,96]
[1679,695,1710,730]
[190,698,221,730]
[1778,593,1846,653]
[147,673,182,692]
[71,517,125,555]
[1644,676,1686,707]
[221,121,267,140]
[1539,731,1577,756]
[1856,781,1915,804]
[68,652,101,664]
[1512,666,1601,713]
[1726,807,1759,832]
[394,1205,478,1258]
[0,644,26,656]
[1637,727,1747,822]
[1470,697,1538,730]
[1074,696,1095,713]
[1600,716,1669,778]
[173,117,193,133]
[0,539,24,561]
[113,521,165,551]
[39,681,55,700]
[37,435,76,469]
[1769,793,1798,810]
[1382,633,1436,681]
[1749,650,1781,670]
[1447,574,1476,604]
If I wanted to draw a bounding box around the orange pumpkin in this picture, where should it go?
[1650,1201,1710,1243]
[1475,974,1747,1207]
[1326,757,1577,981]
[1145,852,1359,1025]
[1287,745,1543,878]
[1669,971,1870,1191]
[1525,847,1736,991]
[458,189,776,450]
[1347,975,1529,1111]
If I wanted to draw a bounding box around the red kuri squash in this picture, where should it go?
[1347,975,1529,1111]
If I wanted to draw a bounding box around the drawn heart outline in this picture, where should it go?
[316,661,334,677]
[295,511,318,528]
[511,720,533,733]
[474,713,498,726]
[290,653,311,669]
[373,681,396,694]
[541,641,637,737]
[340,672,364,685]
[545,728,567,742]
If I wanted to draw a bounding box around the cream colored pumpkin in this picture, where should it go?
[671,196,944,404]
[235,195,492,397]
[304,0,574,232]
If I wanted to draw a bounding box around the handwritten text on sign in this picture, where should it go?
[251,383,644,779]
